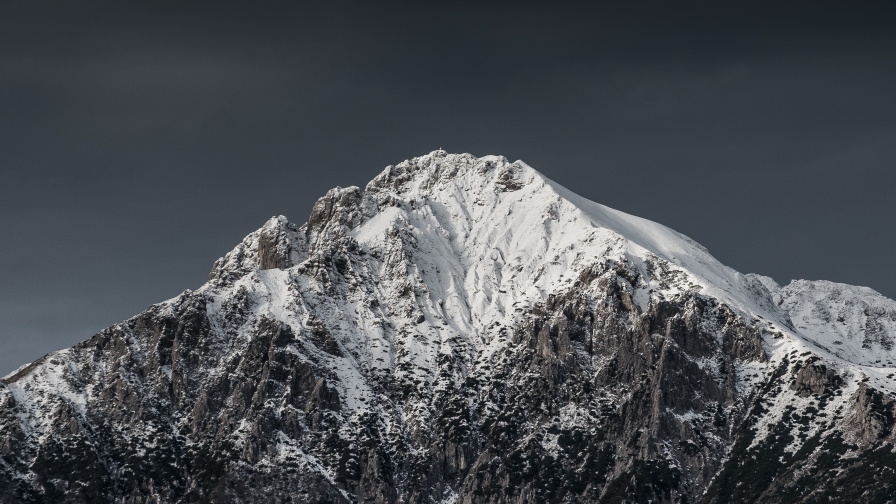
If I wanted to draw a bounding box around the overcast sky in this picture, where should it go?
[1,1,894,375]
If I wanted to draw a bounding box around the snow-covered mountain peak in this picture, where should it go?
[202,152,896,368]
[4,150,896,503]
[205,152,801,349]
[309,152,789,323]
[195,152,808,391]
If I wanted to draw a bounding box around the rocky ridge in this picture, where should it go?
[1,151,895,503]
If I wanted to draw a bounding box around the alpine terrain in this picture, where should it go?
[2,151,895,503]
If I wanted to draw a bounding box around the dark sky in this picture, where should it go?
[1,1,894,375]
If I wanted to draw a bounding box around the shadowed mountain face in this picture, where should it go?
[2,152,895,503]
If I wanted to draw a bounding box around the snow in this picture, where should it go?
[769,279,896,367]
[3,349,89,443]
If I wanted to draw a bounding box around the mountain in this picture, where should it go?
[2,151,895,503]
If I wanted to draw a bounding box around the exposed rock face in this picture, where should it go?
[1,151,895,503]
[790,359,843,397]
[209,216,302,281]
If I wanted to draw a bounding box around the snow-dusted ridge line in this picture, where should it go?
[769,278,896,368]
[522,161,793,325]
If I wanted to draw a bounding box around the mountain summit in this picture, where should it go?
[2,151,895,503]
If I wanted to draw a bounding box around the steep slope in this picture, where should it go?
[1,151,895,503]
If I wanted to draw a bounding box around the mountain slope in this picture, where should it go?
[769,278,896,367]
[2,151,895,503]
